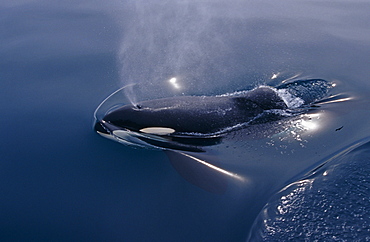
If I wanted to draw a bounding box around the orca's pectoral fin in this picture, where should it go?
[164,150,229,194]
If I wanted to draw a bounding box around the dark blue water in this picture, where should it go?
[1,1,369,241]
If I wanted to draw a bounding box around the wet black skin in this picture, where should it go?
[99,87,287,135]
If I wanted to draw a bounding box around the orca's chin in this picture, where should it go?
[94,120,109,135]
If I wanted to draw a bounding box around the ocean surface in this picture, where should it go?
[1,0,369,241]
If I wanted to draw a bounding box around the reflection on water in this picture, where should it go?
[168,77,181,89]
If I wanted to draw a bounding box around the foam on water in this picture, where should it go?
[276,88,305,109]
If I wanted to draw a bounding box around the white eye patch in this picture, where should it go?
[139,127,175,135]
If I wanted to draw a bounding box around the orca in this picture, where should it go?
[94,79,333,193]
[96,86,287,136]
